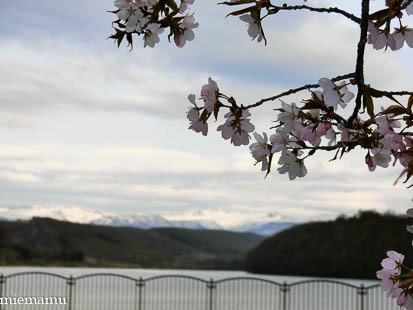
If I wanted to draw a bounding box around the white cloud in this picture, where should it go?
[0,0,412,226]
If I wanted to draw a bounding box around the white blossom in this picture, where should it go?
[270,128,289,153]
[405,1,413,15]
[277,150,307,180]
[239,14,263,43]
[318,78,354,110]
[143,23,163,48]
[217,110,255,146]
[277,102,301,133]
[201,78,218,113]
[250,132,270,171]
[179,0,195,13]
[174,14,199,47]
[368,148,392,171]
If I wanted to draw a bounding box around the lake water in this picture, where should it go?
[0,267,392,310]
[0,266,380,285]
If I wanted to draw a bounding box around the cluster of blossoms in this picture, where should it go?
[188,77,413,182]
[187,78,255,146]
[376,250,412,308]
[110,0,198,48]
[377,208,413,309]
[368,1,413,51]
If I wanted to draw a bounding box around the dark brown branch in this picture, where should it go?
[244,73,355,109]
[383,90,413,96]
[269,4,361,24]
[347,0,370,127]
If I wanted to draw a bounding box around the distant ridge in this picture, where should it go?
[244,210,413,279]
[90,214,293,235]
[90,214,223,230]
[0,217,265,269]
[0,206,295,236]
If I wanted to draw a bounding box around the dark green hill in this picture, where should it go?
[244,210,413,279]
[0,217,264,269]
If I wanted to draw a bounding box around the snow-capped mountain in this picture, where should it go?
[231,222,295,236]
[90,214,223,230]
[91,214,172,229]
[0,205,295,235]
[91,214,293,235]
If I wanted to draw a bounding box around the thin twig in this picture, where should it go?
[383,91,413,96]
[269,4,361,24]
[347,0,370,127]
[244,73,355,109]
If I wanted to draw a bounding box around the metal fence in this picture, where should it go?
[0,272,393,310]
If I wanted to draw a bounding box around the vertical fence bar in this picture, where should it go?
[358,284,366,310]
[67,276,74,310]
[207,278,216,310]
[0,274,3,310]
[136,277,144,310]
[280,281,289,310]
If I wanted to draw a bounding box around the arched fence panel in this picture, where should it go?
[72,274,137,310]
[1,272,68,310]
[142,275,209,310]
[288,280,359,310]
[215,277,282,310]
[365,284,399,310]
[0,272,400,310]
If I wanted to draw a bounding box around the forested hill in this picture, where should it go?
[0,217,264,269]
[245,210,413,279]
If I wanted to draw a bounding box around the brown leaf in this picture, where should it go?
[218,0,255,5]
[381,105,408,116]
[226,5,257,17]
[408,95,413,113]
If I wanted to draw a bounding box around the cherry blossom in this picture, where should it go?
[201,78,218,113]
[187,107,208,136]
[315,123,331,137]
[368,148,392,171]
[114,0,135,9]
[318,78,354,110]
[187,94,208,136]
[270,129,290,153]
[179,0,195,13]
[392,28,413,50]
[174,14,199,47]
[300,126,321,147]
[277,102,302,133]
[239,14,263,43]
[381,250,404,274]
[250,132,270,171]
[277,150,307,180]
[143,23,163,47]
[217,110,255,146]
[406,1,413,15]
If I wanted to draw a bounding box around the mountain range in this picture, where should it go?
[0,217,265,269]
[90,214,295,235]
[0,206,295,236]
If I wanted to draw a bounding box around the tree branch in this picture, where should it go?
[269,4,361,25]
[244,73,355,109]
[383,90,413,96]
[347,0,370,127]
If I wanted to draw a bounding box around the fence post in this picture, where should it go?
[67,276,75,310]
[358,284,366,310]
[136,277,145,310]
[207,278,216,310]
[280,281,289,310]
[0,274,4,310]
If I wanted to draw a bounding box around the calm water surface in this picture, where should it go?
[0,266,379,285]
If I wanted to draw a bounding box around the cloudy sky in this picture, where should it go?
[0,0,412,227]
